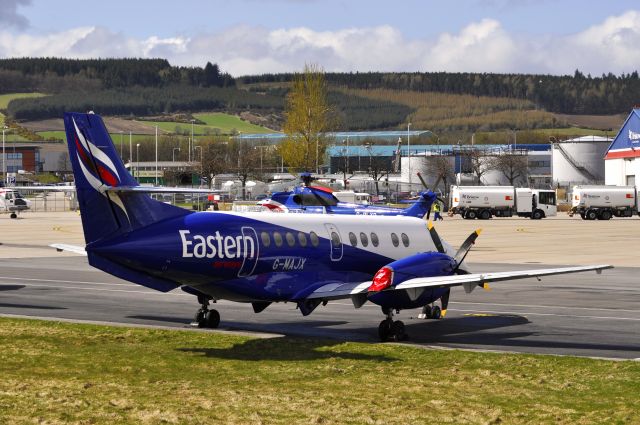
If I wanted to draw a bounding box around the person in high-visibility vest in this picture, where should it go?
[433,201,443,221]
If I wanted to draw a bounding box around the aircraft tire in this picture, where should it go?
[392,320,406,341]
[418,305,432,320]
[204,309,220,328]
[431,305,442,320]
[378,319,393,341]
[10,213,17,219]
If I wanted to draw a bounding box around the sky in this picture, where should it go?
[0,0,639,76]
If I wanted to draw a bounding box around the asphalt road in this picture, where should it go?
[1,256,639,360]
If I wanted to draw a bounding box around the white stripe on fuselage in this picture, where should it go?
[200,212,455,261]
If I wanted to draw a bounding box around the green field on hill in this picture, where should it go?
[136,113,274,136]
[1,317,638,424]
[0,93,48,128]
[36,131,154,143]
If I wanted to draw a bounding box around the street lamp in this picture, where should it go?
[407,122,412,189]
[119,131,124,159]
[172,147,181,162]
[194,145,203,187]
[190,119,195,162]
[2,126,8,182]
[136,143,140,180]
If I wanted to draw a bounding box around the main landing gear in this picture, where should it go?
[192,295,220,329]
[378,308,407,342]
[418,304,442,320]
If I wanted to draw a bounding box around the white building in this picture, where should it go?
[604,108,640,186]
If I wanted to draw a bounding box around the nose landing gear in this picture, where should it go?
[378,308,407,342]
[192,295,220,329]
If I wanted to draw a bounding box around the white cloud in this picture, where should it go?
[0,11,639,76]
[0,0,31,28]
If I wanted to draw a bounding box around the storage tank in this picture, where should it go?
[552,136,611,185]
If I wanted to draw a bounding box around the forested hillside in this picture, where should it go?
[242,70,640,115]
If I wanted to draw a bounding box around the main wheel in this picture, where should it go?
[418,305,432,320]
[10,213,17,219]
[479,209,491,220]
[466,210,477,220]
[392,320,406,341]
[431,305,442,320]
[204,309,220,328]
[599,210,612,220]
[378,319,393,341]
[586,209,598,220]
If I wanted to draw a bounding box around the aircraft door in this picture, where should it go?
[238,226,259,277]
[324,223,343,262]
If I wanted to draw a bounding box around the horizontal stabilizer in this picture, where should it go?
[50,243,87,256]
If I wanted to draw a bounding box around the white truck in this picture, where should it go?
[449,186,557,220]
[569,185,639,220]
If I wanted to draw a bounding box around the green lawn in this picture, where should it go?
[194,112,275,134]
[0,92,47,109]
[0,317,638,424]
[136,113,275,136]
[37,131,157,143]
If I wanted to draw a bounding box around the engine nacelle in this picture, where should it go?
[368,252,455,310]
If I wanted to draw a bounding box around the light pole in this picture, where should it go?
[255,145,268,176]
[2,126,7,182]
[119,131,124,159]
[155,126,158,186]
[407,122,412,190]
[190,119,195,162]
[346,136,350,174]
[172,147,180,162]
[136,143,140,180]
[129,131,132,170]
[194,145,202,186]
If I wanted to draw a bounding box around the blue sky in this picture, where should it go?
[1,0,639,76]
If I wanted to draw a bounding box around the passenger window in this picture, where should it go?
[286,232,295,247]
[273,232,283,247]
[261,231,271,247]
[371,232,379,247]
[349,232,358,247]
[331,232,341,247]
[360,232,369,247]
[391,233,399,247]
[401,233,410,247]
[298,232,307,247]
[309,231,319,247]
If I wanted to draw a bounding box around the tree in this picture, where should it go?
[363,141,390,196]
[227,139,262,200]
[462,148,493,184]
[282,64,334,173]
[491,152,528,186]
[426,155,453,197]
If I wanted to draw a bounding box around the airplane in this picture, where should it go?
[0,185,32,218]
[259,175,437,218]
[53,112,612,341]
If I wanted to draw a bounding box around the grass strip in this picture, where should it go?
[0,317,638,424]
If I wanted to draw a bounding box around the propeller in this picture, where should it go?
[417,172,446,220]
[426,222,484,317]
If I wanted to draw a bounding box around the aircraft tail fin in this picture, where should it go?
[64,112,190,245]
[402,191,437,219]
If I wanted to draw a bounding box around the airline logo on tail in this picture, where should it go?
[72,117,128,219]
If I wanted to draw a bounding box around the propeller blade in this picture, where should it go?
[428,220,445,253]
[416,172,429,189]
[453,229,482,269]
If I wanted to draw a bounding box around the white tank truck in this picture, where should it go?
[449,186,557,220]
[569,185,639,220]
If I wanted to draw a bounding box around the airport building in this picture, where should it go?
[605,108,640,186]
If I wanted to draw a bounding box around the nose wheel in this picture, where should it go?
[191,295,220,329]
[378,308,406,342]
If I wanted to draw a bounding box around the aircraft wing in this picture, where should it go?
[104,186,219,194]
[303,264,612,301]
[13,185,76,192]
[50,243,87,256]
